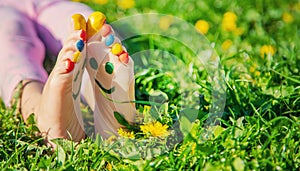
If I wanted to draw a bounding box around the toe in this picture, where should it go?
[87,11,106,40]
[65,58,75,73]
[84,13,136,138]
[76,39,85,52]
[72,13,86,31]
[100,24,112,37]
[59,29,86,63]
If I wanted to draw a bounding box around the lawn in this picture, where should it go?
[1,0,300,170]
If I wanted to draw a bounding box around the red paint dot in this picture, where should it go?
[100,24,112,37]
[80,30,87,42]
[65,58,75,73]
[119,52,129,64]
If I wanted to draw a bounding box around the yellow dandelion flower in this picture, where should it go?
[159,16,173,31]
[195,20,210,35]
[254,71,261,77]
[233,27,244,36]
[224,11,237,21]
[221,39,233,51]
[107,135,117,143]
[222,12,237,32]
[282,12,294,24]
[260,45,275,59]
[294,2,300,11]
[118,128,135,139]
[140,121,169,137]
[71,0,87,2]
[106,162,112,171]
[249,63,258,73]
[117,0,135,9]
[249,66,256,73]
[92,0,108,5]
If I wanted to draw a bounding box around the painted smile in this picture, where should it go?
[95,79,115,94]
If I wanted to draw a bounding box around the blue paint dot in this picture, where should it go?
[105,34,114,46]
[89,57,98,70]
[76,40,85,52]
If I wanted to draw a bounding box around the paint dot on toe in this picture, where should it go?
[89,57,98,70]
[119,52,129,64]
[105,34,115,46]
[76,40,85,52]
[105,62,114,74]
[80,30,87,42]
[65,58,75,73]
[101,24,112,37]
[73,51,81,63]
[111,43,123,55]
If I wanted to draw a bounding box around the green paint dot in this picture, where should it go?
[105,62,114,74]
[89,57,98,70]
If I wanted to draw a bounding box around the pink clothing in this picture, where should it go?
[0,0,93,106]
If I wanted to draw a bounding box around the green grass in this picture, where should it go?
[1,0,300,170]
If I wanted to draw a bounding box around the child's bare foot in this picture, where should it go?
[83,12,136,138]
[34,14,87,144]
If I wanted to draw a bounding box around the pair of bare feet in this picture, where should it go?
[20,12,135,146]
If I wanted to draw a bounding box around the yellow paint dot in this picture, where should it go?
[73,51,81,63]
[87,12,106,39]
[72,14,86,31]
[111,43,123,55]
[195,20,209,35]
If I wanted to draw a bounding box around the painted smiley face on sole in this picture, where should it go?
[83,12,136,138]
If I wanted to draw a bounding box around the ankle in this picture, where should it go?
[19,80,44,122]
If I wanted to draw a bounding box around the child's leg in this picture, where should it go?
[31,1,94,143]
[0,7,47,110]
[35,28,87,143]
[0,6,87,144]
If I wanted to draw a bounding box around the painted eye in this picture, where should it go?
[105,62,114,74]
[89,57,98,70]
